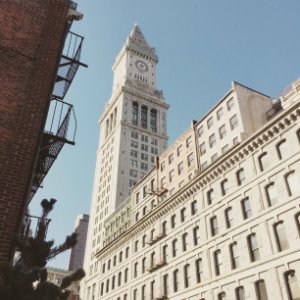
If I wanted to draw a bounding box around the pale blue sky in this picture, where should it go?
[29,0,300,269]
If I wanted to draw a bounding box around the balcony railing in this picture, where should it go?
[52,31,87,100]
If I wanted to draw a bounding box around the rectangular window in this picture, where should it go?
[172,239,178,257]
[173,269,179,292]
[163,245,168,262]
[227,98,234,111]
[193,226,200,246]
[248,233,260,262]
[274,221,289,251]
[225,207,234,228]
[163,274,169,296]
[141,106,148,129]
[230,114,238,129]
[177,145,183,156]
[219,124,226,139]
[169,153,174,164]
[236,168,245,185]
[195,258,203,283]
[180,208,186,222]
[210,216,219,236]
[200,142,206,155]
[184,264,191,288]
[198,125,204,137]
[141,285,146,300]
[130,150,137,158]
[207,117,213,129]
[222,144,229,153]
[182,233,188,251]
[161,176,166,188]
[132,102,138,125]
[221,179,229,196]
[187,153,194,167]
[169,169,175,182]
[186,136,192,148]
[134,262,138,277]
[191,200,197,215]
[230,242,240,269]
[207,188,214,205]
[255,280,268,300]
[150,109,157,132]
[241,198,252,219]
[209,134,216,148]
[131,131,138,139]
[131,140,138,148]
[214,250,222,275]
[161,161,166,171]
[217,107,224,120]
[178,161,184,175]
[211,153,218,162]
[171,215,176,228]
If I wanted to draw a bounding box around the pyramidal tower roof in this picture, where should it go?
[126,24,157,59]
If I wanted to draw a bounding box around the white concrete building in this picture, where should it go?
[90,78,300,300]
[69,214,89,271]
[82,25,169,298]
[83,24,300,300]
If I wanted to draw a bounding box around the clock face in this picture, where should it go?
[135,60,149,73]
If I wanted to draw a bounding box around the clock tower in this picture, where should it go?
[83,25,169,297]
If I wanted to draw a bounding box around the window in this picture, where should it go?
[225,207,234,228]
[211,153,218,162]
[222,144,229,153]
[265,182,278,206]
[143,186,147,198]
[180,208,186,222]
[186,136,192,148]
[161,176,166,188]
[143,206,147,216]
[236,168,245,185]
[193,226,200,246]
[135,240,138,252]
[161,161,166,171]
[169,153,174,164]
[100,282,104,296]
[108,259,111,270]
[236,286,245,300]
[124,268,128,283]
[184,264,191,288]
[207,117,214,129]
[195,258,203,283]
[106,279,110,293]
[142,235,147,247]
[207,188,214,205]
[163,245,168,262]
[163,274,169,296]
[130,150,137,158]
[191,200,197,215]
[172,239,178,257]
[177,145,183,156]
[221,179,229,196]
[247,233,260,262]
[141,134,148,142]
[118,272,122,286]
[142,257,146,273]
[169,169,175,182]
[276,139,287,160]
[150,281,155,300]
[258,152,268,171]
[219,124,226,139]
[187,153,194,167]
[284,270,300,300]
[132,102,138,125]
[241,197,252,219]
[135,213,139,222]
[141,105,148,129]
[135,192,140,204]
[255,280,268,300]
[227,98,234,111]
[210,216,219,236]
[230,114,238,129]
[274,221,289,251]
[214,250,222,275]
[150,109,157,132]
[141,153,148,161]
[178,161,184,175]
[285,171,299,197]
[173,269,179,292]
[209,134,216,148]
[198,125,204,137]
[202,161,208,170]
[233,136,239,145]
[218,292,226,300]
[133,289,137,300]
[182,233,188,251]
[130,169,137,178]
[200,142,206,155]
[131,131,138,139]
[141,162,148,171]
[111,275,115,290]
[113,255,117,266]
[217,107,224,120]
[150,252,155,267]
[162,221,167,234]
[131,140,138,148]
[230,242,240,269]
[141,144,148,151]
[171,215,176,228]
[134,262,138,277]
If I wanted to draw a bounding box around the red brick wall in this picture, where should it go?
[0,0,70,263]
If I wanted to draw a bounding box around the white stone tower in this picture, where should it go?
[82,25,169,298]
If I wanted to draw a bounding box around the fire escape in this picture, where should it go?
[28,31,87,202]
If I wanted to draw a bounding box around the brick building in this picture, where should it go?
[0,0,85,263]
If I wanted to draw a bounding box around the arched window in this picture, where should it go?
[235,286,245,300]
[255,279,268,300]
[258,152,268,172]
[276,139,287,160]
[265,182,278,206]
[218,292,226,300]
[285,171,299,197]
[284,270,300,300]
[273,221,289,252]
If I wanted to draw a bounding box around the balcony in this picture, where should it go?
[147,260,167,273]
[52,31,87,100]
[147,232,166,246]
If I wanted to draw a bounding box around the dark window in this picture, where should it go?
[132,102,138,126]
[247,233,260,262]
[118,272,122,286]
[150,109,157,132]
[258,152,268,172]
[210,216,219,236]
[265,182,278,206]
[276,139,287,160]
[141,105,148,129]
[193,226,200,246]
[284,270,300,300]
[124,268,128,283]
[182,233,188,251]
[180,208,186,222]
[125,247,129,258]
[184,264,190,288]
[218,292,226,300]
[255,280,268,300]
[274,221,289,252]
[285,171,298,197]
[225,207,233,228]
[163,245,168,262]
[134,262,138,277]
[172,239,178,257]
[133,289,137,300]
[229,242,240,269]
[171,215,176,228]
[141,285,146,300]
[214,249,222,276]
[195,258,203,283]
[241,197,252,219]
[163,274,169,296]
[207,189,214,205]
[173,269,179,292]
[236,168,245,185]
[191,200,197,215]
[236,286,245,300]
[142,257,146,273]
[150,281,155,300]
[119,251,123,262]
[221,179,229,196]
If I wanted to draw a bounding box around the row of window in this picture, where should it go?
[131,102,157,132]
